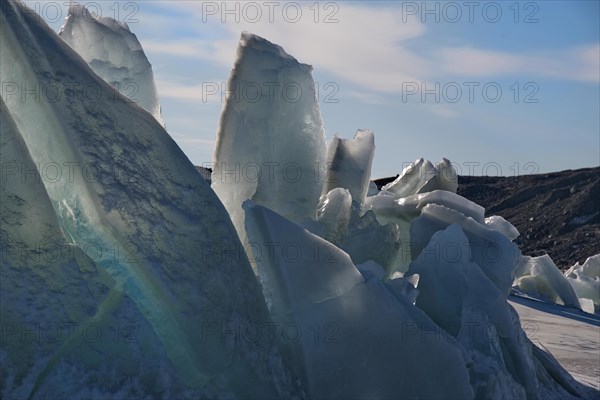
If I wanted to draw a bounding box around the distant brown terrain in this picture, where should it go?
[375,167,600,269]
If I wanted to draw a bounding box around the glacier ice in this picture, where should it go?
[515,255,582,310]
[382,157,458,198]
[1,2,295,397]
[2,1,598,398]
[564,254,600,313]
[211,32,327,242]
[0,98,207,399]
[243,201,474,400]
[59,4,164,125]
[321,130,375,205]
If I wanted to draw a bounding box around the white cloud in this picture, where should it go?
[140,2,599,106]
[149,2,429,93]
[156,79,225,103]
[438,45,600,83]
[142,40,213,59]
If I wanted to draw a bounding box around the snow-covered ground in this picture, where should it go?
[511,294,600,390]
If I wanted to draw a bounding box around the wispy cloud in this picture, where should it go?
[141,2,599,106]
[438,44,600,83]
[156,79,225,103]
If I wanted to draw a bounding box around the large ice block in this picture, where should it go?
[243,201,473,399]
[1,2,294,397]
[212,32,327,240]
[0,99,208,399]
[321,130,375,205]
[59,4,164,125]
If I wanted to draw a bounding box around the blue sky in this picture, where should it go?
[28,1,599,177]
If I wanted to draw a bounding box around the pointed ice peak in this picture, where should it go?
[237,31,312,71]
[59,3,163,124]
[213,32,326,240]
[63,3,132,33]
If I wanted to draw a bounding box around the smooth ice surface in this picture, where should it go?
[321,130,375,205]
[1,3,294,397]
[565,254,600,313]
[244,201,474,400]
[382,157,458,198]
[212,32,327,240]
[516,255,582,310]
[510,296,600,391]
[59,4,164,125]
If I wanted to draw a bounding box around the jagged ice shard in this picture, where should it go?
[212,32,327,240]
[59,4,164,125]
[515,255,582,310]
[322,130,375,205]
[243,201,474,400]
[0,1,295,397]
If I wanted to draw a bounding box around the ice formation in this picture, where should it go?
[382,157,458,198]
[362,190,487,275]
[59,4,164,125]
[244,201,474,399]
[407,224,592,399]
[0,97,215,399]
[321,130,375,205]
[485,215,521,241]
[1,1,598,398]
[515,255,582,310]
[1,2,294,397]
[564,254,600,313]
[212,32,327,241]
